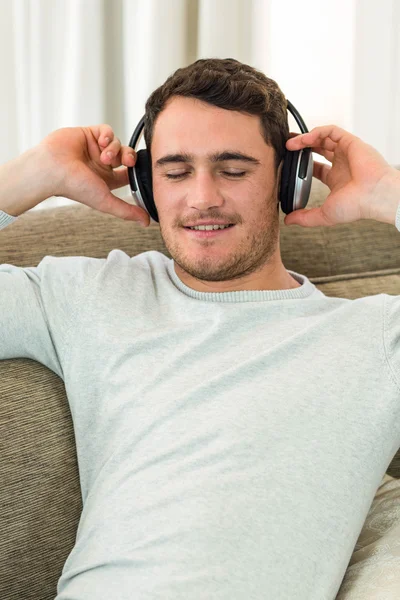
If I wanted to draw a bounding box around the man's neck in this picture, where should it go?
[173,263,302,293]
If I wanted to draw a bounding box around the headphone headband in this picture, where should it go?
[286,100,308,134]
[128,116,145,152]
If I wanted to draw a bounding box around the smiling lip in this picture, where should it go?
[184,221,234,227]
[184,224,235,238]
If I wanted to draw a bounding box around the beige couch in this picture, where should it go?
[1,176,400,599]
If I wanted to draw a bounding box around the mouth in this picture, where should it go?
[183,224,236,238]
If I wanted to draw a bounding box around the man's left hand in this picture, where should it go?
[284,125,400,227]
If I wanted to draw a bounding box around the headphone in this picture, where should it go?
[127,99,313,224]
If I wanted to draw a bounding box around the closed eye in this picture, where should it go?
[164,171,246,180]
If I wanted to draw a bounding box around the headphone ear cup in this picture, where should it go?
[135,149,159,223]
[279,148,300,215]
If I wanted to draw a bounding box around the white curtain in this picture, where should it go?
[1,0,399,211]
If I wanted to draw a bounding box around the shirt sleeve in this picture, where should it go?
[383,293,400,392]
[0,253,102,380]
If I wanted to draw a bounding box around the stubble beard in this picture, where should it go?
[159,198,280,283]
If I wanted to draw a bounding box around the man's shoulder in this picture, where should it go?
[39,249,169,271]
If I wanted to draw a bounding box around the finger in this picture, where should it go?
[109,165,130,190]
[313,160,331,186]
[287,131,338,152]
[109,145,136,169]
[97,124,115,147]
[286,142,334,164]
[285,126,331,150]
[121,146,136,167]
[311,147,334,163]
[314,137,337,152]
[287,132,337,155]
[101,137,121,162]
[286,125,352,152]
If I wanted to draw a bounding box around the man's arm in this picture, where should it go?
[284,124,400,231]
[0,125,150,225]
[0,124,149,370]
[0,146,58,217]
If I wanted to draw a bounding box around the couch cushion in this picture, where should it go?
[336,473,400,599]
[0,359,82,600]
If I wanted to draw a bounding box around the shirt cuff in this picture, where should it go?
[396,202,400,233]
[0,209,18,230]
[0,210,18,229]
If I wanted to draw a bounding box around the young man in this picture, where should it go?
[1,58,400,599]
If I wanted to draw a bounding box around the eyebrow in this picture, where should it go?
[154,151,261,168]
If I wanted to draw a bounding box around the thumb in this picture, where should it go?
[100,190,150,223]
[284,207,331,228]
[81,175,149,224]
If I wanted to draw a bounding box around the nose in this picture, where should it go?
[186,170,224,211]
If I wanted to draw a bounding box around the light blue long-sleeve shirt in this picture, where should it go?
[1,210,400,599]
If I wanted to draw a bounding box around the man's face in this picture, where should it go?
[151,96,281,287]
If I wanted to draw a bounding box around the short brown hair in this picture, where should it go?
[144,57,289,171]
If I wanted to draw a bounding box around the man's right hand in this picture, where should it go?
[38,124,150,226]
